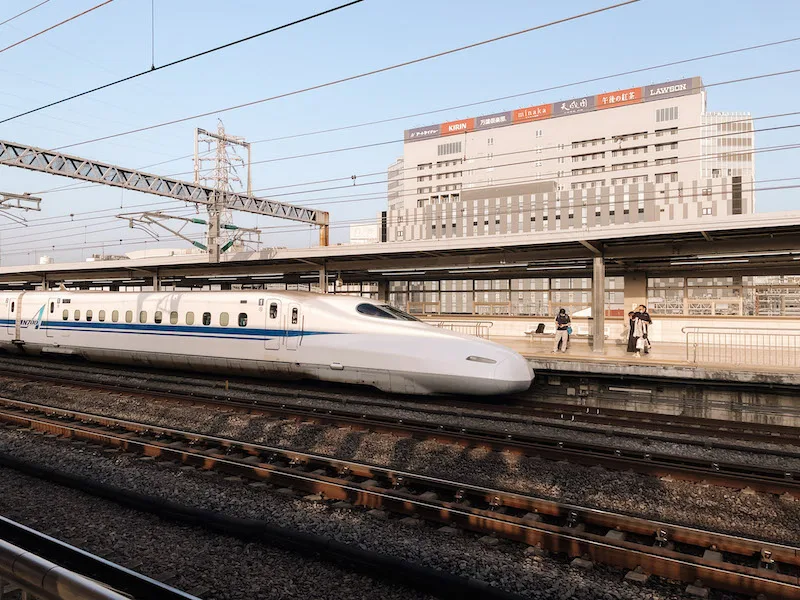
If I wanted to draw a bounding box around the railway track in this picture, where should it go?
[0,515,197,599]
[1,397,798,599]
[0,356,799,461]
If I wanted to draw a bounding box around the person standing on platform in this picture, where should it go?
[626,311,637,353]
[553,308,571,353]
[637,304,653,355]
[633,310,649,358]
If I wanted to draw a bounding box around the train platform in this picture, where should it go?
[495,336,800,387]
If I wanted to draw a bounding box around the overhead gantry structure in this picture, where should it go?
[0,139,329,262]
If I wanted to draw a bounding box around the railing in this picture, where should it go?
[432,320,494,338]
[682,326,800,368]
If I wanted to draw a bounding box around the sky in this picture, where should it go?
[0,0,798,266]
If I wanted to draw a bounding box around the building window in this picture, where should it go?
[437,141,462,156]
[702,207,712,215]
[655,172,679,183]
[487,138,493,146]
[655,107,679,123]
[535,129,543,138]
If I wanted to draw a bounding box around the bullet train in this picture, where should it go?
[0,290,533,396]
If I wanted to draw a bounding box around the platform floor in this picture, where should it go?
[494,336,800,386]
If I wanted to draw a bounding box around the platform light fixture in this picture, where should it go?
[669,259,749,266]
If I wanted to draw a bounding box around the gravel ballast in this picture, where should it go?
[0,427,698,600]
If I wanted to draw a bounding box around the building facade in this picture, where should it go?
[385,77,754,241]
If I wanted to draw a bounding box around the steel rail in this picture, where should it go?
[1,403,799,599]
[0,516,198,599]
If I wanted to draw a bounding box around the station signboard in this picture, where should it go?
[512,103,552,123]
[475,111,513,130]
[440,118,475,136]
[643,78,694,101]
[405,125,441,142]
[596,87,643,110]
[552,95,595,117]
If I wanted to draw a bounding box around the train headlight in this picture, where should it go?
[466,356,497,364]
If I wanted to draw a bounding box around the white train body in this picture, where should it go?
[0,290,533,396]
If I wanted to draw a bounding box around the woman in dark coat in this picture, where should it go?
[626,311,637,353]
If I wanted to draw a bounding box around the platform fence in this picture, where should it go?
[432,321,494,338]
[682,327,800,368]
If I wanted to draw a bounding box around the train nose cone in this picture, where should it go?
[493,354,534,394]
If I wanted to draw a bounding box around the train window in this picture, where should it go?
[202,312,211,326]
[112,310,119,323]
[99,310,106,322]
[50,302,54,313]
[154,311,162,324]
[62,309,68,321]
[86,310,93,322]
[380,305,421,322]
[291,308,298,325]
[186,312,195,325]
[170,311,178,325]
[74,310,80,321]
[10,302,13,313]
[139,311,147,324]
[356,303,395,319]
[269,303,277,319]
[220,312,229,326]
[125,310,133,323]
[238,313,247,327]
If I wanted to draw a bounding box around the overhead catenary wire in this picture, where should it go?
[29,36,800,198]
[0,0,366,125]
[0,0,114,56]
[0,0,52,28]
[47,0,640,152]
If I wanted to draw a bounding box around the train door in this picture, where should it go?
[45,298,58,338]
[264,298,280,350]
[285,303,302,351]
[5,299,13,336]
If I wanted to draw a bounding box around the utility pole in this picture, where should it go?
[194,122,252,262]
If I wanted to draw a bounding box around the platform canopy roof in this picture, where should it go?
[1,211,800,286]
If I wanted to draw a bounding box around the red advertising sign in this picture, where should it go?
[512,103,552,123]
[440,118,475,136]
[596,87,643,110]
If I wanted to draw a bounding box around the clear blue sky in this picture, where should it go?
[0,0,798,265]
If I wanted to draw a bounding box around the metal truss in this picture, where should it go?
[0,190,41,212]
[0,139,326,226]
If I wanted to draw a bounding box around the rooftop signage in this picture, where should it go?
[404,77,701,142]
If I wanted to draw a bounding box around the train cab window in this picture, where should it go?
[238,313,247,327]
[74,310,80,321]
[154,311,162,324]
[98,310,106,322]
[10,302,14,313]
[125,310,133,323]
[291,308,298,325]
[62,309,68,321]
[139,311,147,324]
[170,311,178,325]
[269,303,277,319]
[112,310,119,323]
[356,303,394,319]
[186,312,195,325]
[86,310,93,322]
[50,302,54,314]
[202,312,211,326]
[220,312,229,326]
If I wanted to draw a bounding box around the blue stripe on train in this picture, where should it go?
[0,319,336,339]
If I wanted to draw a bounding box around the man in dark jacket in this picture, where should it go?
[553,308,571,353]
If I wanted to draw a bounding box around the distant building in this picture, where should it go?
[349,223,379,245]
[384,76,754,241]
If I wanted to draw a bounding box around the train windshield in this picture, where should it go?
[356,303,420,321]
